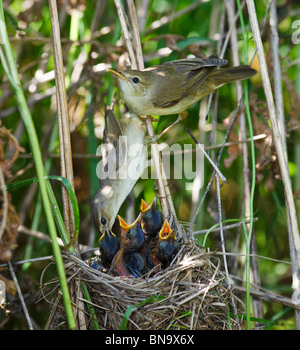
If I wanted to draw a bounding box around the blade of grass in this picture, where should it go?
[0,2,76,329]
[120,295,165,330]
[166,311,192,330]
[236,0,256,330]
[80,280,100,330]
[22,120,58,271]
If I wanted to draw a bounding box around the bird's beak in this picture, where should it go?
[118,215,131,229]
[109,68,129,81]
[159,219,174,240]
[98,222,116,242]
[140,197,157,212]
[118,214,141,229]
[118,215,135,245]
[132,212,142,226]
[98,225,106,242]
[140,199,149,213]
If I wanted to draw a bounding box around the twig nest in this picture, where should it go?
[47,241,243,330]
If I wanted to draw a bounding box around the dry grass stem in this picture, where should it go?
[49,0,75,240]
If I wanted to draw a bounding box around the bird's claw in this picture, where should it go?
[146,135,161,146]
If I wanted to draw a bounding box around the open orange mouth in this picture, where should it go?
[159,219,174,240]
[118,214,140,229]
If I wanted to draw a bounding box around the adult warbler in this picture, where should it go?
[91,107,147,237]
[109,55,257,117]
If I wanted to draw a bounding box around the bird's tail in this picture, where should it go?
[211,65,257,87]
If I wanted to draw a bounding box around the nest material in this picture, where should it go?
[49,241,244,330]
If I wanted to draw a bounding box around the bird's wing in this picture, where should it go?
[102,107,127,171]
[152,56,228,109]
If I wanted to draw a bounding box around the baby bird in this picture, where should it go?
[140,198,163,271]
[155,219,179,269]
[110,215,145,277]
[98,217,120,268]
[140,197,163,239]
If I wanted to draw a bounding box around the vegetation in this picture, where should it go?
[0,0,299,330]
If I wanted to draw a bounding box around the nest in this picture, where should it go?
[44,240,244,330]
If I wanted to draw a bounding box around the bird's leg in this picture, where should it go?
[147,111,188,145]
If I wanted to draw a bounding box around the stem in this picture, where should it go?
[236,0,256,329]
[244,81,256,329]
[49,0,76,242]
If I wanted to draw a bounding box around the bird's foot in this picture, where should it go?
[146,111,188,145]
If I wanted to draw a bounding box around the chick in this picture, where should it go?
[140,197,163,238]
[155,219,179,268]
[110,215,145,277]
[123,252,145,278]
[139,198,163,271]
[98,219,120,268]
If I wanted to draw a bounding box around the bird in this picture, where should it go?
[109,55,257,141]
[109,55,257,117]
[118,215,145,254]
[90,106,147,238]
[110,215,145,277]
[155,219,179,268]
[140,197,163,239]
[123,252,145,278]
[98,220,120,268]
[139,197,163,271]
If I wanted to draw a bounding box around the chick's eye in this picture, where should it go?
[132,77,140,84]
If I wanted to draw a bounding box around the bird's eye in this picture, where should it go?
[132,77,140,84]
[101,217,107,225]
